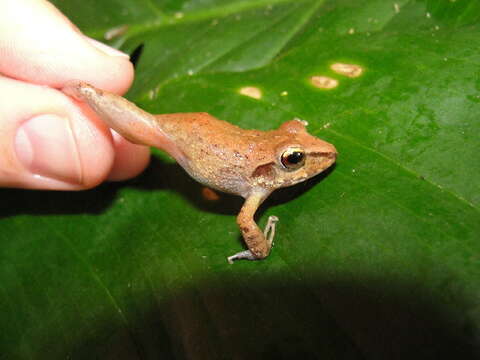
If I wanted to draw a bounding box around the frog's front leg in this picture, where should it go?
[227,192,278,264]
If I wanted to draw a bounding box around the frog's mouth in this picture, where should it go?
[282,150,336,174]
[310,151,337,168]
[310,151,336,158]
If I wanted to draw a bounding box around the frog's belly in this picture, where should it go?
[184,165,249,197]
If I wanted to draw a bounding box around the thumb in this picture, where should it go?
[0,76,116,190]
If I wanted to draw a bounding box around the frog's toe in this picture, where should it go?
[227,250,257,264]
[264,215,279,247]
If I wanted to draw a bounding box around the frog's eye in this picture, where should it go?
[280,147,305,170]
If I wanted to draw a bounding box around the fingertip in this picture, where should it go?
[76,41,135,94]
[85,37,130,59]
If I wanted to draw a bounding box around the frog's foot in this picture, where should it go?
[264,215,279,248]
[227,250,257,264]
[227,216,280,264]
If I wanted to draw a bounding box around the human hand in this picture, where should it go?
[0,0,150,190]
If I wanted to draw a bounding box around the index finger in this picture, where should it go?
[0,0,134,94]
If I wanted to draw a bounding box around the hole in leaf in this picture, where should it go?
[130,43,144,68]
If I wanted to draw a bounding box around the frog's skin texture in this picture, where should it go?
[63,81,337,263]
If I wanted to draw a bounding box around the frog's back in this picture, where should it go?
[154,112,263,195]
[157,113,243,148]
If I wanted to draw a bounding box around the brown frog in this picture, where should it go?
[63,81,337,263]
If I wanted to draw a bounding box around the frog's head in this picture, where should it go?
[252,119,337,189]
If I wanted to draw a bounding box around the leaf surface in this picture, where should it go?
[2,0,479,358]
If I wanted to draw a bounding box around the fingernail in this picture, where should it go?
[85,37,130,58]
[15,115,83,184]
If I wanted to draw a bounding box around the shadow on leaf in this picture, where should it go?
[68,272,478,360]
[0,156,334,220]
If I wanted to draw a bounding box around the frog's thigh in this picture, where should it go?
[241,227,270,258]
[228,192,274,263]
[241,216,279,257]
[237,212,271,259]
[227,218,277,264]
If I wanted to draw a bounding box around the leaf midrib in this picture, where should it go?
[86,0,313,39]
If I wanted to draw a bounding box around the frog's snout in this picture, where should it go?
[312,141,337,170]
[329,144,338,160]
[317,141,337,160]
[325,143,337,158]
[325,149,337,167]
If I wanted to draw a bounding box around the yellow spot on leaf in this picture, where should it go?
[239,86,262,99]
[330,63,363,78]
[310,76,338,89]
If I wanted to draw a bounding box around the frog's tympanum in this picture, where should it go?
[63,82,337,263]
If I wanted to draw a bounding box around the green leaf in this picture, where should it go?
[2,0,480,358]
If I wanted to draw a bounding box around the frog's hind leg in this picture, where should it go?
[227,215,279,264]
[227,192,277,264]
